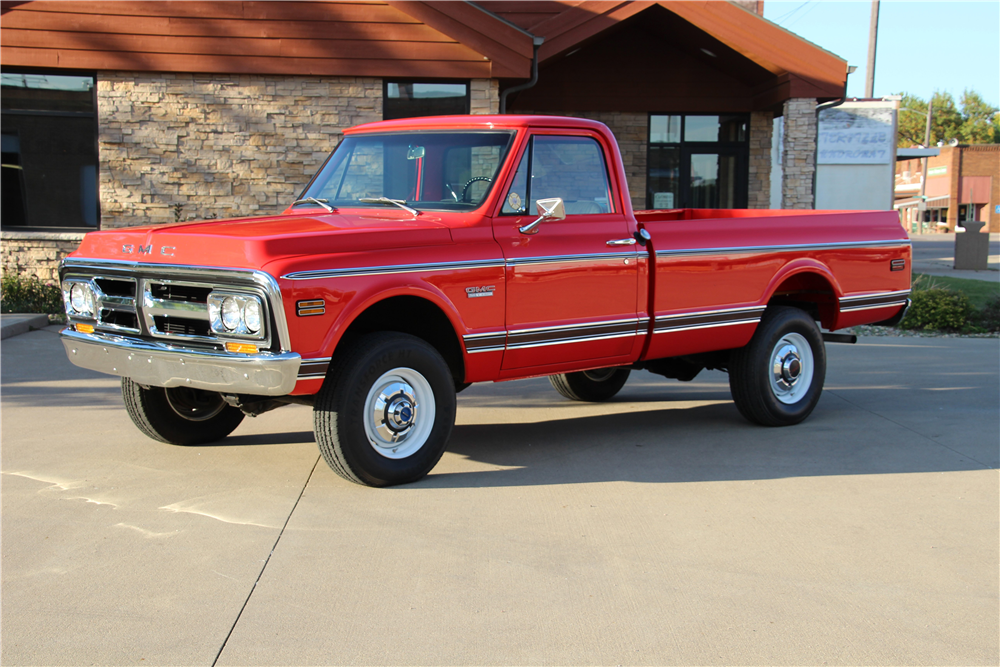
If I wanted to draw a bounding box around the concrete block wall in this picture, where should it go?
[781,98,817,209]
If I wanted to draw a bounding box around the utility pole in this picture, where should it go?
[917,99,934,232]
[865,0,880,97]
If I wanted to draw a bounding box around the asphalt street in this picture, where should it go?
[2,325,997,666]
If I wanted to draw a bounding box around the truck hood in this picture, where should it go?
[72,211,453,269]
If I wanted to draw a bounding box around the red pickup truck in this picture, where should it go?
[60,115,910,486]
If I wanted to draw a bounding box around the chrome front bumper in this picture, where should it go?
[61,328,302,396]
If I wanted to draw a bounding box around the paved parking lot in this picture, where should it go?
[2,325,998,666]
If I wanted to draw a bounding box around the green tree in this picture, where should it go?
[958,90,998,143]
[896,89,997,147]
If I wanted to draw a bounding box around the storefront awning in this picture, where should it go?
[894,195,949,210]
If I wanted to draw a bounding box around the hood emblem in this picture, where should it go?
[121,244,174,256]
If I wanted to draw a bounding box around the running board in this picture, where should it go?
[822,332,857,344]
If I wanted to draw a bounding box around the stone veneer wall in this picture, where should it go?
[98,73,384,228]
[748,111,773,209]
[781,98,817,209]
[99,74,498,229]
[1,231,86,282]
[2,75,500,279]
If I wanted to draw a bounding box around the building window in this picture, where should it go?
[647,114,749,209]
[383,81,470,121]
[1,71,99,229]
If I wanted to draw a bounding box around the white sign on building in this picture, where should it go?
[817,106,894,165]
[814,100,899,210]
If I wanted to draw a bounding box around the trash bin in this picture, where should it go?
[954,221,990,270]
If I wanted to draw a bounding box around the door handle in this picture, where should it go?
[606,238,637,246]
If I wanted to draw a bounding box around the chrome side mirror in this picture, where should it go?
[519,197,566,235]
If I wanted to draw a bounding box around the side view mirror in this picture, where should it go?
[519,197,566,235]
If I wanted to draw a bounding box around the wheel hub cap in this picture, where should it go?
[772,344,803,391]
[373,382,418,443]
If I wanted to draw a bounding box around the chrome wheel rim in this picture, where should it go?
[769,333,814,405]
[165,387,227,422]
[363,367,435,459]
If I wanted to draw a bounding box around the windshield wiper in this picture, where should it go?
[358,197,420,216]
[291,197,335,213]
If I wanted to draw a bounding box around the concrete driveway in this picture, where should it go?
[3,326,997,666]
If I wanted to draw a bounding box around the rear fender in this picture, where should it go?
[762,259,843,329]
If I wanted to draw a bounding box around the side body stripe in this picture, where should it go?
[838,290,911,312]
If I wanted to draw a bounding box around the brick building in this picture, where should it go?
[895,144,1000,234]
[1,1,848,280]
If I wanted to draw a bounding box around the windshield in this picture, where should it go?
[300,131,515,212]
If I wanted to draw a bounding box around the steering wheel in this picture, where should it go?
[461,176,493,202]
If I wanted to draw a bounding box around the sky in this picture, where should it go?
[763,1,1000,107]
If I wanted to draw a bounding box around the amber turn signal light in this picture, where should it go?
[75,323,95,334]
[225,341,259,354]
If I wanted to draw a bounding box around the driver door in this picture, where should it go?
[493,132,640,373]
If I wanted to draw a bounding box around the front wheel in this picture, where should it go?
[121,379,245,445]
[549,367,631,402]
[729,306,826,426]
[313,333,456,487]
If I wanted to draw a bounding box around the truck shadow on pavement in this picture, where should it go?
[417,396,993,488]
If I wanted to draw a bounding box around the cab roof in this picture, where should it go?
[345,115,611,134]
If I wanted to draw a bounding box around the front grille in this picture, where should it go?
[153,316,211,337]
[149,283,210,304]
[100,309,139,330]
[63,271,273,350]
[94,277,136,298]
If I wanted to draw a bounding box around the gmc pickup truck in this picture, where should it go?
[60,115,910,486]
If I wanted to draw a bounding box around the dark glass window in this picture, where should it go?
[383,81,470,121]
[647,114,749,210]
[501,136,613,216]
[1,71,99,229]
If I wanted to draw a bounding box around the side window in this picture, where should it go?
[531,136,612,215]
[501,144,529,214]
[501,135,612,216]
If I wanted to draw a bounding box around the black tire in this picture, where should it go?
[729,306,826,426]
[121,378,244,445]
[313,333,456,487]
[549,367,631,402]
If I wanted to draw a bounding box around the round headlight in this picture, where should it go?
[221,297,242,331]
[70,283,93,315]
[244,299,262,333]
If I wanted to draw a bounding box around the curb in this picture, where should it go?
[1,314,52,340]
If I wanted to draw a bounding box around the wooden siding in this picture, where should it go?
[2,1,846,103]
[508,12,774,113]
[0,1,522,78]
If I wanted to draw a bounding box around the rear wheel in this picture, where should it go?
[729,306,826,426]
[549,367,631,402]
[121,378,244,445]
[313,333,456,487]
